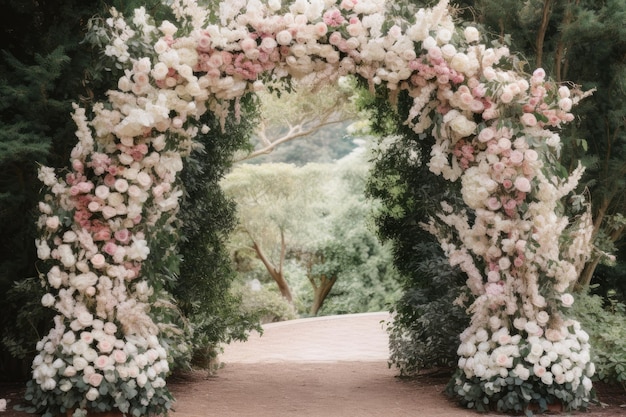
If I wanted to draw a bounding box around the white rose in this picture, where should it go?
[137,372,148,387]
[73,356,88,370]
[536,311,550,326]
[449,114,477,137]
[85,387,100,401]
[45,216,60,230]
[559,293,574,307]
[276,30,293,45]
[41,293,55,307]
[464,26,480,43]
[450,53,471,74]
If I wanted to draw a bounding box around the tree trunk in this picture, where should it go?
[309,274,337,316]
[535,0,554,69]
[251,238,293,303]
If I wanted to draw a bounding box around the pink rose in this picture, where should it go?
[509,150,524,165]
[98,339,114,353]
[113,349,128,364]
[88,372,103,387]
[95,355,111,369]
[103,241,118,256]
[521,113,537,127]
[114,229,131,244]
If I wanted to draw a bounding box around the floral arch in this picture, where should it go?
[29,0,595,415]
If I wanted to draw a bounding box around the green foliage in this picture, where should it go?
[387,242,468,376]
[0,0,116,381]
[570,291,626,390]
[173,94,261,370]
[364,87,469,374]
[447,369,591,414]
[232,280,298,324]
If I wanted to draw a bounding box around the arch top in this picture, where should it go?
[29,0,595,415]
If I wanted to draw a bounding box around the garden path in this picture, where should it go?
[167,312,620,417]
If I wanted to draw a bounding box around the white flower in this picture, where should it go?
[276,30,293,45]
[561,293,574,307]
[464,26,480,43]
[448,113,477,137]
[159,20,177,37]
[85,387,100,401]
[41,293,55,307]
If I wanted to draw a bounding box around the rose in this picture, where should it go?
[113,349,128,364]
[276,30,292,45]
[450,53,471,74]
[137,372,148,387]
[536,311,550,326]
[514,176,531,193]
[530,343,544,357]
[464,26,480,43]
[533,364,547,377]
[91,253,106,269]
[98,339,114,353]
[41,293,55,307]
[73,357,88,371]
[88,372,103,387]
[85,387,100,401]
[495,353,511,367]
[521,112,537,127]
[561,293,574,307]
[45,216,60,230]
[449,114,477,137]
[104,322,117,335]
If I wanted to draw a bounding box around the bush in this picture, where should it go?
[387,242,469,376]
[233,281,298,324]
[570,291,626,390]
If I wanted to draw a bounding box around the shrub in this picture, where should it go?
[570,291,626,390]
[232,281,298,324]
[387,242,468,376]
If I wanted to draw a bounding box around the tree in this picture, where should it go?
[234,81,359,163]
[0,0,113,381]
[306,149,401,316]
[223,163,333,304]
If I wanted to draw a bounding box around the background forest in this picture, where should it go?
[0,0,624,399]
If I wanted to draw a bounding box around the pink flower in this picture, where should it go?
[88,372,103,387]
[521,112,537,127]
[487,197,501,210]
[114,229,131,244]
[509,150,524,165]
[113,349,127,364]
[478,127,495,142]
[97,339,114,353]
[324,9,344,26]
[314,22,328,37]
[95,355,111,369]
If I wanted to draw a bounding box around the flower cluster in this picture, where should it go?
[28,0,593,415]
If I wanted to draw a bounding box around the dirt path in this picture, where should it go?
[168,312,624,417]
[2,313,624,416]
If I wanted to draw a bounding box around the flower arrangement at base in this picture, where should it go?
[24,0,595,415]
